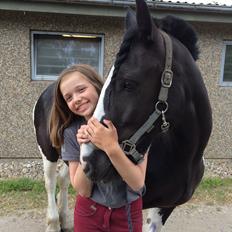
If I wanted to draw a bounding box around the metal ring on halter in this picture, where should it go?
[155,101,168,114]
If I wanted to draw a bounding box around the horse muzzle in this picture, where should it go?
[81,147,118,183]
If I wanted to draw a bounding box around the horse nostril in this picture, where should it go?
[83,164,89,174]
[83,163,93,180]
[83,163,98,182]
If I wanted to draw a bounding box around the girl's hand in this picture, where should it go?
[86,117,119,154]
[76,125,90,145]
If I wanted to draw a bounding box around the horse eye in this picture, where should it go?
[123,81,135,91]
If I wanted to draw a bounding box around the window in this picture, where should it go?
[31,31,104,80]
[220,41,232,86]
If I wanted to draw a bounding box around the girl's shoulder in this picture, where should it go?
[64,117,86,137]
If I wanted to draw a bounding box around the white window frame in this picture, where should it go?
[31,31,104,81]
[220,41,232,87]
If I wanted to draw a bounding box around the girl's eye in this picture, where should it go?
[65,96,72,102]
[79,87,86,93]
[63,94,72,102]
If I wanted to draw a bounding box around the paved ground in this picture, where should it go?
[162,203,232,232]
[0,203,231,232]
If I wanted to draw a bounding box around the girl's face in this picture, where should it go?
[60,71,99,120]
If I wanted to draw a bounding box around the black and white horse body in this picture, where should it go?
[34,83,72,232]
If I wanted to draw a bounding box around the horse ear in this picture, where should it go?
[126,8,137,31]
[136,0,157,40]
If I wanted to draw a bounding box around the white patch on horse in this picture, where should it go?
[80,66,115,164]
[32,101,37,134]
[143,208,163,232]
[39,148,60,232]
[80,142,96,168]
[39,147,72,232]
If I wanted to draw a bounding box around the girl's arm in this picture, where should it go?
[68,125,92,197]
[86,117,148,192]
[69,161,93,197]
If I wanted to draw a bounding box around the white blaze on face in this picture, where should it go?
[80,66,115,166]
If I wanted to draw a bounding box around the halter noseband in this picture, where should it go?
[120,30,173,164]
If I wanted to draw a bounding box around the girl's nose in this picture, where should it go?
[74,95,82,105]
[76,99,81,104]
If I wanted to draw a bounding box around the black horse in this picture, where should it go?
[80,0,212,231]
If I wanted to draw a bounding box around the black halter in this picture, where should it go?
[120,30,173,164]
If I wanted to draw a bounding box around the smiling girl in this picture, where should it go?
[49,64,147,232]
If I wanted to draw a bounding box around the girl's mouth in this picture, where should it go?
[76,101,89,112]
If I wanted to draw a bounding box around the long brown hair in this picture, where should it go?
[49,64,103,149]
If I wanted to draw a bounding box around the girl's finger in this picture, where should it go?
[103,119,114,129]
[87,120,101,134]
[86,126,95,137]
[79,139,90,145]
[77,132,88,139]
[88,117,101,128]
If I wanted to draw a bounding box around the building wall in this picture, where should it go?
[194,22,232,159]
[0,10,124,160]
[0,10,231,162]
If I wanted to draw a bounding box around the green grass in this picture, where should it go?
[0,177,231,215]
[192,177,232,204]
[0,178,45,194]
[0,177,76,194]
[0,178,76,215]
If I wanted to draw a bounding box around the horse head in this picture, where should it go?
[80,0,212,186]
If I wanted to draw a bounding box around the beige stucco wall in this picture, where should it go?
[194,22,232,159]
[0,10,231,160]
[0,10,123,159]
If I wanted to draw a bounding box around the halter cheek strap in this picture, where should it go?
[120,30,173,164]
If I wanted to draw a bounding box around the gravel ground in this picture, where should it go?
[0,158,232,179]
[162,203,232,232]
[0,203,231,232]
[204,159,232,179]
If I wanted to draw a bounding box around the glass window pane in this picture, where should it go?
[223,45,232,82]
[32,33,103,80]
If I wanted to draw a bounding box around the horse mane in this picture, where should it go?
[112,28,137,79]
[155,15,199,61]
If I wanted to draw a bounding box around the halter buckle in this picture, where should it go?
[121,140,144,164]
[161,70,173,88]
[121,140,136,155]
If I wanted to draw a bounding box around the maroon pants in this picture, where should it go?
[74,195,142,232]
